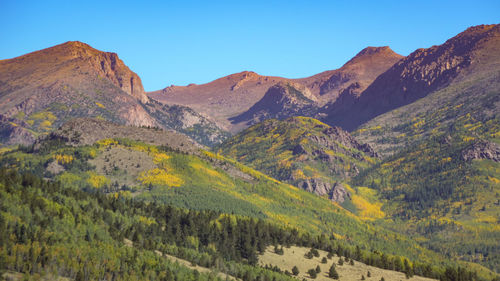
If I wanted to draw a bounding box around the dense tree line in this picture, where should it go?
[0,168,491,280]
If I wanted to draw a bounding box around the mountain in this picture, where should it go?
[148,47,402,133]
[0,117,455,266]
[323,24,500,131]
[295,46,403,105]
[228,82,320,127]
[0,41,228,146]
[339,24,500,272]
[217,117,377,200]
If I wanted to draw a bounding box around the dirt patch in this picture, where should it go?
[89,146,156,188]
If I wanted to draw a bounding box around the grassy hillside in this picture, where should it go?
[259,246,436,281]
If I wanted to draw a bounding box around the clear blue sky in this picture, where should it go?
[1,1,499,91]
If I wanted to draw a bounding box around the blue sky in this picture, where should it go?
[1,1,499,91]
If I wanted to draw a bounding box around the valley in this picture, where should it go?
[0,22,499,281]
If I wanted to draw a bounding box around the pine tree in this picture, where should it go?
[329,264,339,279]
[338,258,344,266]
[308,268,317,279]
[321,257,328,263]
[292,266,299,276]
[361,275,365,280]
[367,271,371,277]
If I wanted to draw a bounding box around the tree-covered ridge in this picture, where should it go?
[354,70,500,157]
[0,168,489,281]
[217,117,377,196]
[0,135,444,266]
[352,127,500,271]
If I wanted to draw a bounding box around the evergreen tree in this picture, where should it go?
[292,266,299,276]
[328,264,339,279]
[315,265,321,273]
[308,268,317,279]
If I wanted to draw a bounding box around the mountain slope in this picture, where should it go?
[352,128,500,271]
[148,47,402,133]
[323,24,500,131]
[0,41,228,146]
[217,117,377,199]
[228,83,320,128]
[0,118,456,267]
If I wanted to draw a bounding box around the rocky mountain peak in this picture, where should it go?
[323,24,500,131]
[344,46,402,66]
[3,41,148,104]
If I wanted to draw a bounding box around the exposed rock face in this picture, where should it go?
[329,182,351,203]
[324,24,500,131]
[298,178,331,196]
[461,140,500,162]
[309,126,378,158]
[0,115,36,145]
[297,179,351,203]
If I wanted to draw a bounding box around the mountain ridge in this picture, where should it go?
[323,24,500,131]
[0,41,229,146]
[148,46,403,132]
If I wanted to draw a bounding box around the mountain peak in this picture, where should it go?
[59,40,94,49]
[460,24,498,36]
[344,46,402,67]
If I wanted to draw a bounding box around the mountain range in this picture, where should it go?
[0,23,499,280]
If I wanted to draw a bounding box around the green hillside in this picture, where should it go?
[354,71,500,157]
[352,129,500,271]
[0,133,427,260]
[217,117,377,197]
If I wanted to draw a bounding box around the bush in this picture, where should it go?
[308,268,317,279]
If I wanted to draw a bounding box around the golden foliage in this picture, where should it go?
[53,154,74,164]
[291,169,307,180]
[137,168,183,187]
[96,138,118,146]
[86,172,110,188]
[351,194,385,220]
[138,215,156,226]
[95,102,106,108]
[153,153,171,164]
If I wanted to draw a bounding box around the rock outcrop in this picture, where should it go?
[461,140,500,162]
[329,182,351,203]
